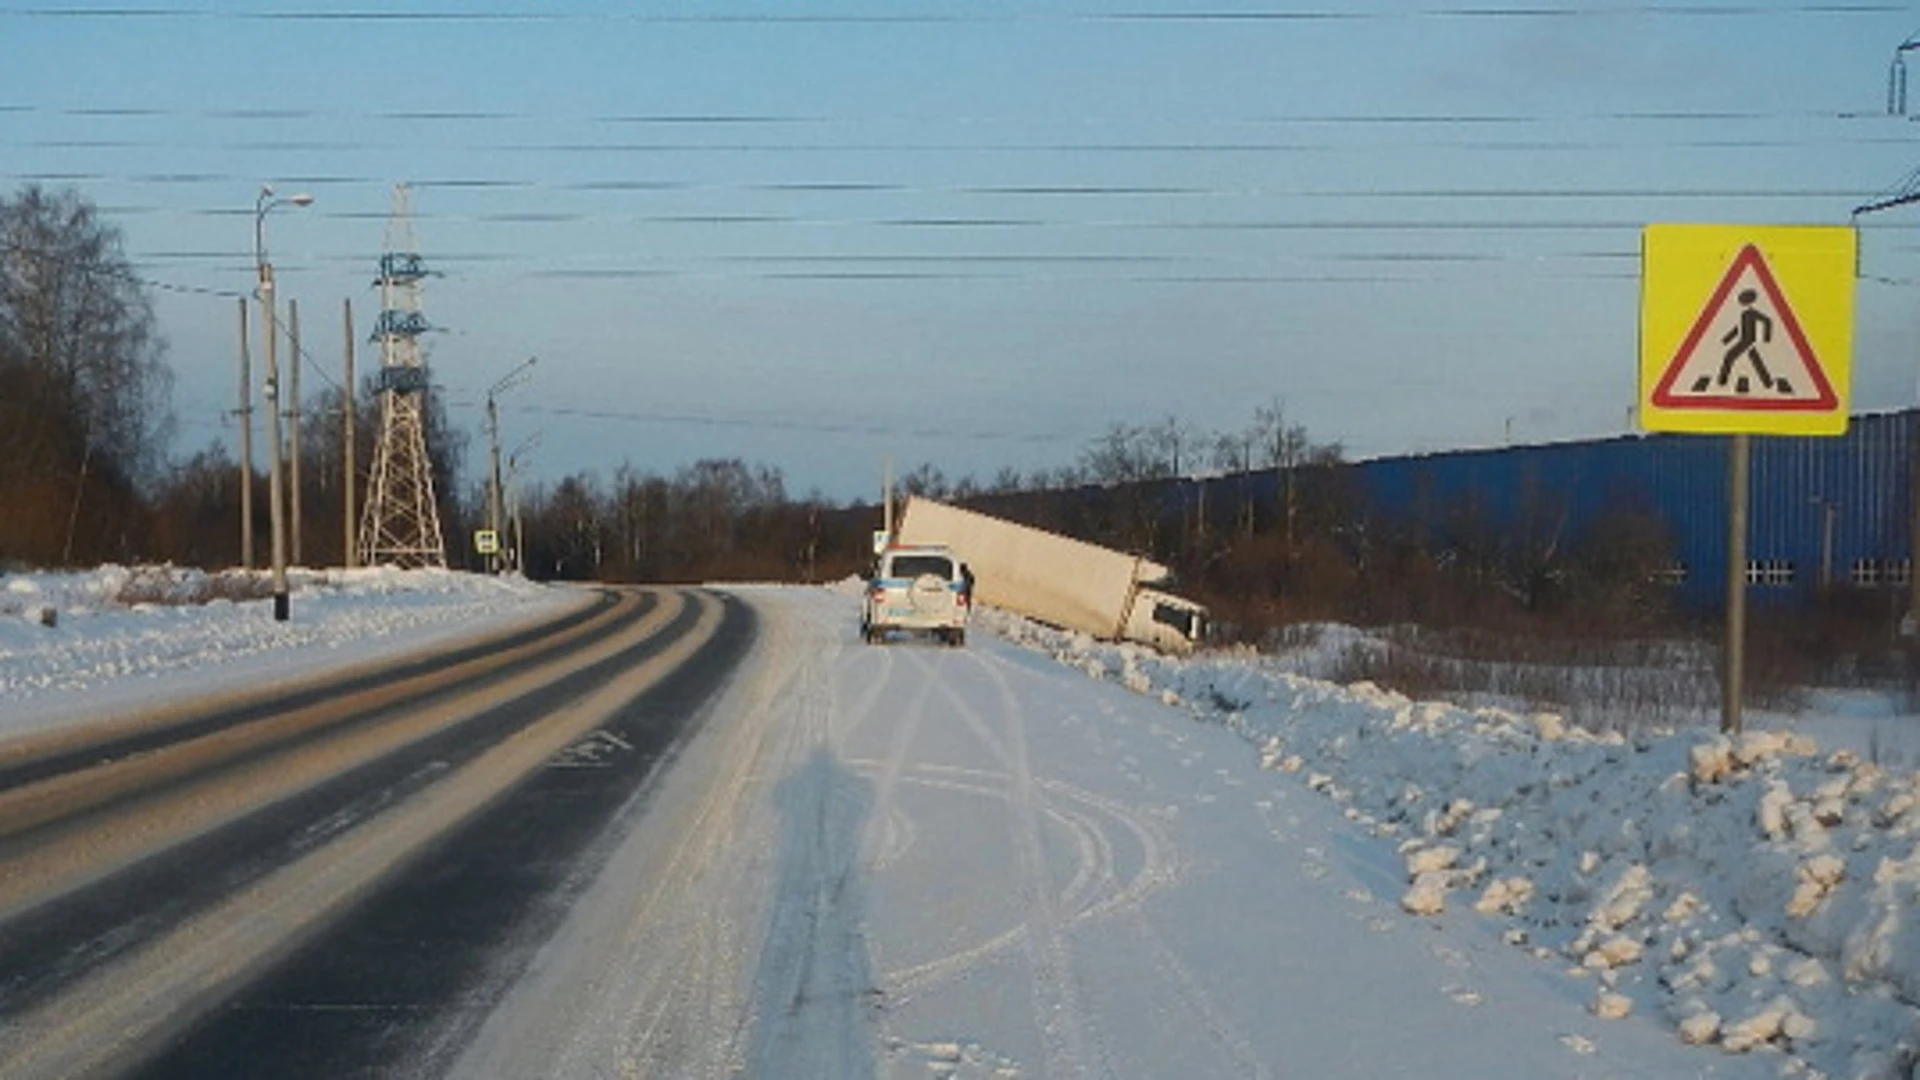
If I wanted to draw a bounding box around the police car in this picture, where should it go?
[861,543,970,646]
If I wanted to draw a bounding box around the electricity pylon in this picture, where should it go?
[357,184,447,569]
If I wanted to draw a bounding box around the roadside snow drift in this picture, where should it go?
[0,565,573,737]
[980,609,1920,1080]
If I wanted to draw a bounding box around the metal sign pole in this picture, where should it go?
[1723,433,1749,734]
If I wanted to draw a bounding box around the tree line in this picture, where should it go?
[2,184,1683,643]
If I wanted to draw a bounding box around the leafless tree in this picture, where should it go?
[0,185,172,564]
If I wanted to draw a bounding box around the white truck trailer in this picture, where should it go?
[894,496,1207,653]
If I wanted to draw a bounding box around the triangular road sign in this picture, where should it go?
[1650,244,1837,412]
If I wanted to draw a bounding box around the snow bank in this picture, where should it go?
[1,565,572,737]
[979,608,1920,1080]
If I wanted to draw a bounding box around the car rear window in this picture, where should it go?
[887,554,953,580]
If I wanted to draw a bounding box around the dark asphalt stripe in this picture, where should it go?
[0,588,622,792]
[129,591,756,1080]
[0,591,645,853]
[0,590,705,1016]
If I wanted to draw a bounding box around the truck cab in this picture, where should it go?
[863,544,970,646]
[1123,588,1207,654]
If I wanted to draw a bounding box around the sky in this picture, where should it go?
[7,1,1920,503]
[6,570,1920,1075]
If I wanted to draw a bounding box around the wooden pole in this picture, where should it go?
[344,298,358,568]
[288,299,303,566]
[237,297,254,570]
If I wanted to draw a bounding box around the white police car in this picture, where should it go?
[862,543,970,646]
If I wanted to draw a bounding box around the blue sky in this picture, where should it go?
[6,1,1920,502]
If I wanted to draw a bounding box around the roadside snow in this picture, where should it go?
[978,607,1920,1080]
[0,565,578,737]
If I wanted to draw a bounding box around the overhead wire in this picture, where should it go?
[0,4,1903,22]
[4,3,1912,489]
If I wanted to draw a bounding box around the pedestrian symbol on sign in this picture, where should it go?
[1648,243,1836,413]
[1697,288,1789,397]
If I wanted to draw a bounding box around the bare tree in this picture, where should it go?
[1251,398,1311,553]
[0,185,171,564]
[899,462,949,500]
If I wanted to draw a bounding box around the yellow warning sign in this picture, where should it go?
[1640,224,1854,436]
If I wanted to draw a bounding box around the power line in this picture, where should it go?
[0,5,1899,22]
[0,101,1899,126]
[489,400,1080,447]
[0,238,245,298]
[6,135,1905,157]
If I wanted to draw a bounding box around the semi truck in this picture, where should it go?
[894,496,1207,653]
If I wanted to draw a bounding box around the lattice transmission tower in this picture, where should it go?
[357,184,447,568]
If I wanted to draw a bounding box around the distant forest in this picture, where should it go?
[4,184,1688,644]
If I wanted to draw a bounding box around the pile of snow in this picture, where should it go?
[1,565,573,738]
[978,607,1920,1080]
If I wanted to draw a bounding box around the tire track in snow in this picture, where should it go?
[448,593,779,1080]
[743,595,881,1079]
[917,657,1015,770]
[1038,777,1180,926]
[852,645,938,876]
[608,593,773,1078]
[964,646,1111,1080]
[874,770,1159,998]
[833,627,898,748]
[1125,913,1277,1080]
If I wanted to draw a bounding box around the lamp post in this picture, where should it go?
[485,357,537,573]
[255,184,313,621]
[507,433,541,575]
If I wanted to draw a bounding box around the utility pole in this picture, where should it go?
[255,184,313,621]
[487,394,503,574]
[288,297,303,567]
[484,356,537,574]
[883,457,895,539]
[507,436,538,575]
[1859,36,1920,633]
[260,262,288,620]
[237,297,254,570]
[343,298,357,569]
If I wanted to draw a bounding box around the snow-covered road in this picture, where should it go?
[9,570,1919,1077]
[458,585,1766,1078]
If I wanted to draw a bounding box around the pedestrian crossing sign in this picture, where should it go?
[1640,224,1854,435]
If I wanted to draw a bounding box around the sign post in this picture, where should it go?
[1724,433,1749,734]
[1640,224,1855,733]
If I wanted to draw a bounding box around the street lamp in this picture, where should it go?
[485,356,537,573]
[507,433,541,575]
[255,184,313,622]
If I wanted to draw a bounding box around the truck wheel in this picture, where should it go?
[950,629,966,647]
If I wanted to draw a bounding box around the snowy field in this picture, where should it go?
[5,568,1920,1077]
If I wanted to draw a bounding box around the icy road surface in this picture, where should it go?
[451,586,1763,1079]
